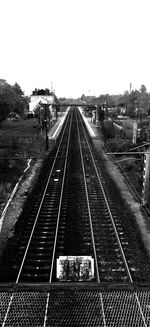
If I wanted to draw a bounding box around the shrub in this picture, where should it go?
[106,139,133,153]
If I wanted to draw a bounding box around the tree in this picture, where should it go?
[0,100,9,125]
[126,90,139,117]
[0,79,28,119]
[59,97,67,102]
[12,83,24,97]
[81,94,86,101]
[140,84,147,94]
[138,85,148,115]
[32,88,51,96]
[0,80,15,119]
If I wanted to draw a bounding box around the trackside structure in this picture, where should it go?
[29,95,55,113]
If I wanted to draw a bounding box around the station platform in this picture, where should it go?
[48,109,69,141]
[48,106,101,142]
[78,107,103,139]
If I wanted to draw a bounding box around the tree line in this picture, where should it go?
[0,79,29,124]
[81,84,150,117]
[32,88,51,96]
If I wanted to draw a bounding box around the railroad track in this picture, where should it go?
[8,109,73,283]
[1,107,150,284]
[76,109,150,282]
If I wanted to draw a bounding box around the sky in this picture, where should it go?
[0,0,150,98]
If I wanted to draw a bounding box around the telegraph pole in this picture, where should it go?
[51,81,53,93]
[130,83,132,94]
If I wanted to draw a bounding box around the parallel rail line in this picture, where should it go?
[1,107,150,326]
[1,107,150,284]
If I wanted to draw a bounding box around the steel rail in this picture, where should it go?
[102,147,148,327]
[48,111,73,282]
[77,109,133,282]
[77,109,148,327]
[43,111,73,327]
[2,110,71,327]
[15,111,71,283]
[75,109,106,327]
[75,110,100,283]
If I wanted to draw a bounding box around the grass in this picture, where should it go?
[0,117,57,211]
[1,118,39,136]
[0,183,13,206]
[104,118,147,199]
[0,117,55,154]
[105,139,134,153]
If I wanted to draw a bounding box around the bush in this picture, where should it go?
[106,139,133,153]
[102,119,115,139]
[0,183,11,204]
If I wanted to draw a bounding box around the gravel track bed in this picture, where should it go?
[1,109,150,282]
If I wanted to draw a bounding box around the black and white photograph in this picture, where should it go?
[0,0,150,325]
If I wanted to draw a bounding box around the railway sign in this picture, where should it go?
[57,256,94,281]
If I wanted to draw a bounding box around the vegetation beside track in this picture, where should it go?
[0,118,55,211]
[102,117,150,200]
[105,139,143,197]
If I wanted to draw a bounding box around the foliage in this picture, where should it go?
[59,97,67,103]
[81,84,150,118]
[32,88,51,96]
[0,183,11,204]
[102,119,115,139]
[12,83,24,97]
[0,101,9,124]
[0,79,28,123]
[106,139,133,153]
[34,103,52,124]
[81,94,96,104]
[117,85,149,117]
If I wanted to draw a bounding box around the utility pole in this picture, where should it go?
[130,83,132,94]
[51,81,53,93]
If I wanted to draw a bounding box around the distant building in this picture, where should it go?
[29,95,55,113]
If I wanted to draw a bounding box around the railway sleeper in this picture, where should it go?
[23,264,51,271]
[28,247,52,254]
[32,234,55,240]
[30,241,54,247]
[19,273,50,281]
[27,253,51,259]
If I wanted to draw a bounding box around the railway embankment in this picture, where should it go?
[0,113,66,242]
[104,153,150,256]
[84,114,150,257]
[1,110,150,265]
